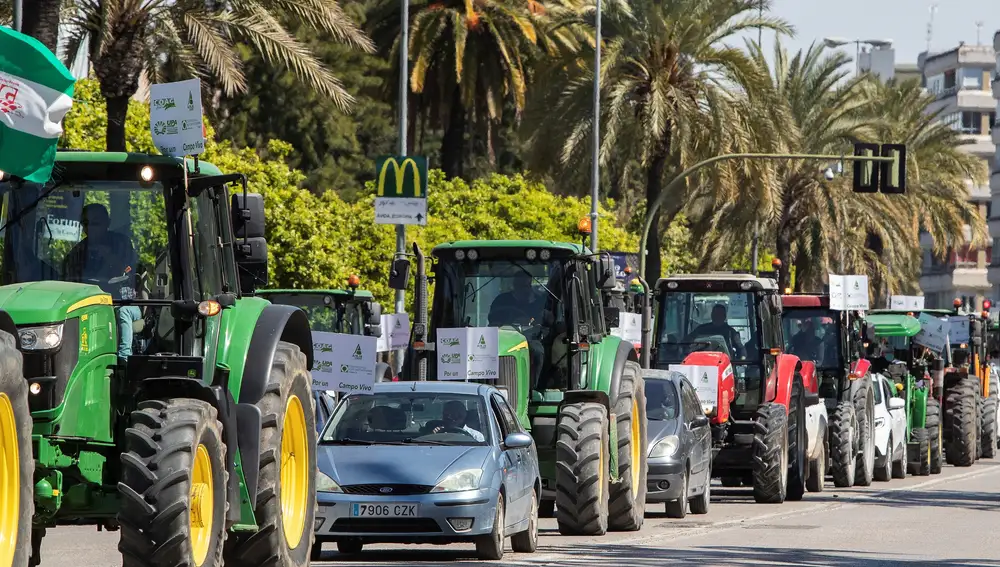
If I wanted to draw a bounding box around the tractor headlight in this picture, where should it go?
[649,435,679,458]
[18,324,63,350]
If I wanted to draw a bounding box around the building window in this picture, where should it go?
[959,67,984,89]
[944,69,957,89]
[926,73,943,94]
[992,238,1000,265]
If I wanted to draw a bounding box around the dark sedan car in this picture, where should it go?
[644,369,712,518]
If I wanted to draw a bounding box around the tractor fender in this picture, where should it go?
[0,310,18,343]
[562,389,611,412]
[136,375,243,525]
[848,360,874,401]
[607,340,640,406]
[799,360,821,406]
[239,304,313,405]
[765,353,801,411]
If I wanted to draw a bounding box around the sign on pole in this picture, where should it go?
[374,155,428,226]
[948,316,970,345]
[668,364,722,414]
[376,313,411,352]
[890,295,925,310]
[913,313,948,353]
[311,331,378,395]
[436,327,499,380]
[149,78,205,158]
[610,312,642,347]
[828,274,869,310]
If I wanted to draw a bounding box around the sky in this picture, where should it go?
[744,0,999,66]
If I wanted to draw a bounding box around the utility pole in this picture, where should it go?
[750,0,763,274]
[13,0,22,31]
[394,0,409,372]
[589,0,602,251]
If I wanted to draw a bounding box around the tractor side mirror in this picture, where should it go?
[368,301,383,326]
[596,256,616,290]
[389,258,411,290]
[235,238,268,294]
[231,193,266,239]
[604,306,621,328]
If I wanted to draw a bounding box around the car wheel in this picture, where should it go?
[336,540,363,554]
[511,489,539,553]
[476,496,505,560]
[874,435,892,482]
[689,469,710,515]
[664,471,688,519]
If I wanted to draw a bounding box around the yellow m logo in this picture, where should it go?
[377,157,422,197]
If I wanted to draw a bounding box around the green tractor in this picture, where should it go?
[0,152,317,567]
[864,313,942,475]
[391,232,652,536]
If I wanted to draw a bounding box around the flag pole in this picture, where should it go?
[13,0,22,31]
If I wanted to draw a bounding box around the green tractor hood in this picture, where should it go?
[0,281,108,324]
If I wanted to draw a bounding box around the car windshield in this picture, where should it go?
[0,181,168,300]
[657,291,759,363]
[321,392,491,446]
[782,308,841,369]
[645,379,680,421]
[263,293,364,334]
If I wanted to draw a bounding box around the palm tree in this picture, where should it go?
[368,0,580,179]
[524,0,791,283]
[61,0,374,152]
[23,0,63,52]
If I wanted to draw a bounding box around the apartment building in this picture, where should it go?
[916,43,996,311]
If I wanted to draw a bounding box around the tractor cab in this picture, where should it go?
[256,280,383,338]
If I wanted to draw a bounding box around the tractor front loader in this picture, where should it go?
[393,222,652,536]
[0,152,318,567]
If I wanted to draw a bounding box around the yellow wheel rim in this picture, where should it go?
[0,393,19,567]
[189,444,214,567]
[630,399,641,497]
[280,395,308,549]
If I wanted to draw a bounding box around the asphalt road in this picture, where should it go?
[38,461,1000,566]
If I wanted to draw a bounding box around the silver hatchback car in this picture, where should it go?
[313,381,540,561]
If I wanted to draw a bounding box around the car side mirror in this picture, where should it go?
[888,397,905,410]
[231,193,266,239]
[604,307,621,328]
[692,415,710,428]
[503,432,533,449]
[389,258,411,290]
[235,237,268,294]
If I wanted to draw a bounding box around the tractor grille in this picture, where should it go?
[342,484,432,495]
[497,355,518,400]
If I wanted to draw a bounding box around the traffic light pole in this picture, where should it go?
[638,151,897,279]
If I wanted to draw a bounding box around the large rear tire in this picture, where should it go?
[981,397,997,459]
[118,399,228,567]
[907,428,930,476]
[828,401,857,488]
[853,383,875,486]
[927,398,942,474]
[785,377,807,502]
[752,403,788,504]
[555,402,610,535]
[946,379,978,467]
[223,342,317,567]
[608,361,647,532]
[0,332,29,567]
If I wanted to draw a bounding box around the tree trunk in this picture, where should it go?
[775,228,792,291]
[22,0,61,54]
[440,87,465,179]
[91,22,145,152]
[643,151,669,284]
[104,96,130,152]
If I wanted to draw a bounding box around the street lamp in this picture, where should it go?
[823,37,894,74]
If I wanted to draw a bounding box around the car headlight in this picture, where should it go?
[649,435,679,459]
[316,470,343,493]
[431,469,483,493]
[19,324,63,350]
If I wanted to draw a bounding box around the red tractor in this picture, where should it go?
[652,273,820,503]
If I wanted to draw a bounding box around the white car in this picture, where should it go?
[873,372,907,481]
[804,392,829,492]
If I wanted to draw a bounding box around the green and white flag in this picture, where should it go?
[0,26,75,183]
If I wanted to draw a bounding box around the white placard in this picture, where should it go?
[948,316,970,344]
[728,294,748,319]
[890,295,925,310]
[149,78,205,157]
[668,364,718,412]
[436,327,499,380]
[913,313,948,353]
[376,313,412,352]
[311,331,377,394]
[828,274,869,310]
[375,197,428,226]
[610,312,642,346]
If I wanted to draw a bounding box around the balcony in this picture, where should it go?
[957,89,997,111]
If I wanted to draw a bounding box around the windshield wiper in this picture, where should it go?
[402,438,452,445]
[322,438,376,445]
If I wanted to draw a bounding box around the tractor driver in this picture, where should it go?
[688,304,746,359]
[788,318,822,362]
[63,204,143,360]
[489,272,547,388]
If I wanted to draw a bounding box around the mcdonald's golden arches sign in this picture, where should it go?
[374,155,428,226]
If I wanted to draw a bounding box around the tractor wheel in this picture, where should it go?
[927,398,943,474]
[223,342,317,567]
[853,383,876,487]
[785,377,807,502]
[806,437,826,493]
[946,380,978,467]
[118,399,227,567]
[751,402,788,504]
[991,370,1000,451]
[828,401,857,488]
[981,397,997,459]
[555,401,610,535]
[0,331,30,567]
[975,381,984,460]
[608,361,647,532]
[907,428,930,476]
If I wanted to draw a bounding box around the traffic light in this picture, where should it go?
[852,143,880,193]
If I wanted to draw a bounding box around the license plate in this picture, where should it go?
[350,503,419,518]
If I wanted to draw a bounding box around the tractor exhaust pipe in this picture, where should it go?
[637,276,652,369]
[413,243,428,381]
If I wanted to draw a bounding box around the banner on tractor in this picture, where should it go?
[149,78,205,158]
[0,27,75,184]
[311,331,377,394]
[914,313,949,353]
[948,316,970,345]
[890,295,924,310]
[668,364,719,413]
[828,274,869,311]
[376,312,411,352]
[610,312,642,347]
[436,327,499,381]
